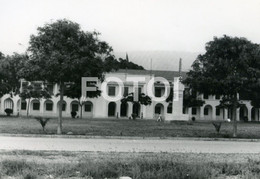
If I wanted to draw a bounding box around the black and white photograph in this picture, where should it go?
[0,0,260,178]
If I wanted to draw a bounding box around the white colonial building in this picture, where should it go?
[0,69,259,121]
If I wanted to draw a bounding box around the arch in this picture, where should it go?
[251,107,259,121]
[203,105,213,120]
[70,100,79,112]
[83,101,93,118]
[132,103,141,117]
[44,100,54,112]
[31,99,40,111]
[108,102,116,117]
[154,103,164,116]
[20,100,27,111]
[120,102,128,117]
[239,106,248,121]
[57,100,67,112]
[4,98,14,110]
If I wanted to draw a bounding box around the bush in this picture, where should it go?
[71,111,77,118]
[4,108,13,116]
[212,122,222,134]
[34,116,50,132]
[191,117,196,121]
[131,113,137,120]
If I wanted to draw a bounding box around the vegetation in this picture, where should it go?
[1,150,260,178]
[184,35,260,137]
[34,116,50,132]
[2,117,260,138]
[121,92,152,119]
[22,19,114,134]
[4,108,13,116]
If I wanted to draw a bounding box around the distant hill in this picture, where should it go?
[113,51,200,71]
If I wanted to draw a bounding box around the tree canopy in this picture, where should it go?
[0,53,27,97]
[184,35,260,137]
[23,19,114,134]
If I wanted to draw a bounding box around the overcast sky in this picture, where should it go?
[0,0,260,69]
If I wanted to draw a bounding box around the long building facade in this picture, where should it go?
[0,69,259,121]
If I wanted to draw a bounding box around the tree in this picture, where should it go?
[103,56,144,72]
[24,19,113,134]
[121,92,151,119]
[0,53,27,97]
[184,35,260,137]
[63,82,101,118]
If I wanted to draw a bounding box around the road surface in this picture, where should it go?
[0,136,260,153]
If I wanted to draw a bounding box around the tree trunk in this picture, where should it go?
[26,98,30,117]
[80,104,83,119]
[57,82,64,134]
[232,97,238,138]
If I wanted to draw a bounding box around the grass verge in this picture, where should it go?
[1,150,260,178]
[1,117,260,139]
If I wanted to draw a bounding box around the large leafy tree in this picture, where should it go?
[0,53,27,97]
[121,92,151,119]
[24,19,113,134]
[184,35,260,137]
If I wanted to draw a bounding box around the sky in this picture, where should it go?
[0,0,260,70]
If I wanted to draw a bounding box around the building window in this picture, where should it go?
[138,87,142,94]
[85,103,92,112]
[215,94,220,100]
[167,103,172,113]
[72,103,79,112]
[204,107,209,115]
[192,107,197,115]
[108,86,116,96]
[155,87,162,97]
[123,87,129,97]
[204,93,208,99]
[33,102,40,110]
[21,101,27,110]
[62,103,66,111]
[46,102,53,111]
[216,108,220,116]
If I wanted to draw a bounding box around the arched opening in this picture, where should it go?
[44,100,53,112]
[203,105,213,120]
[132,103,140,117]
[251,107,259,121]
[239,106,248,121]
[154,103,164,117]
[120,102,128,117]
[71,101,79,112]
[19,99,27,111]
[57,100,67,113]
[31,99,40,111]
[108,102,116,117]
[84,101,93,117]
[4,98,14,110]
